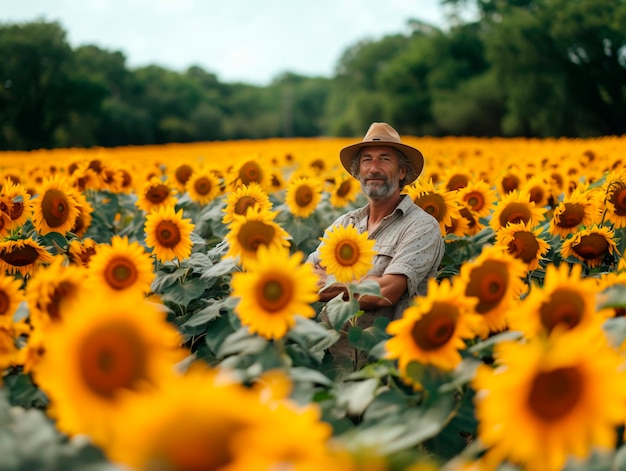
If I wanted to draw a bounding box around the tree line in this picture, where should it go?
[1,0,624,150]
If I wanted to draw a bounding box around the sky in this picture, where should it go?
[2,0,451,85]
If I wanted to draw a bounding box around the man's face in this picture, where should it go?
[357,146,406,200]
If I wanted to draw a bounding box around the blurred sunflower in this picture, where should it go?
[457,206,486,236]
[457,179,498,219]
[318,223,376,283]
[405,179,462,234]
[489,189,548,232]
[135,176,178,213]
[0,238,54,277]
[0,325,20,377]
[285,175,323,218]
[0,273,24,327]
[494,221,551,271]
[0,178,33,231]
[601,169,626,228]
[169,162,195,194]
[70,190,95,238]
[444,213,472,238]
[185,169,221,205]
[328,171,361,208]
[519,173,552,209]
[459,246,527,339]
[68,238,99,267]
[473,328,626,471]
[25,256,85,331]
[144,205,195,263]
[440,165,473,191]
[222,182,273,225]
[223,207,291,267]
[548,183,603,238]
[495,167,522,196]
[231,245,319,339]
[35,290,184,445]
[560,224,617,269]
[87,236,155,295]
[0,211,9,239]
[385,277,479,373]
[508,263,603,339]
[31,174,80,235]
[105,366,273,471]
[226,155,269,192]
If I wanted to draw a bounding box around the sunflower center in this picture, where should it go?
[609,186,626,216]
[294,185,313,207]
[258,278,293,312]
[500,175,520,194]
[234,196,257,216]
[557,203,585,228]
[47,281,76,321]
[146,184,170,204]
[573,233,609,260]
[106,258,138,290]
[464,192,485,212]
[528,186,545,205]
[336,180,352,198]
[0,291,9,316]
[175,164,193,186]
[9,201,24,221]
[527,366,584,422]
[507,231,539,264]
[540,289,584,333]
[239,161,263,185]
[156,221,182,248]
[498,202,532,228]
[0,244,41,267]
[411,303,458,351]
[335,240,360,267]
[72,213,86,235]
[237,220,276,252]
[415,194,446,222]
[194,177,213,196]
[447,174,469,191]
[465,261,509,313]
[41,189,70,228]
[79,323,147,399]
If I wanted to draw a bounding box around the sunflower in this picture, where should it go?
[560,225,618,269]
[31,174,80,235]
[144,205,195,263]
[169,162,195,194]
[0,273,24,327]
[328,171,361,208]
[495,167,522,196]
[494,220,551,271]
[34,289,184,445]
[87,236,155,295]
[135,176,178,213]
[459,245,527,339]
[25,256,85,331]
[226,155,269,192]
[185,169,221,205]
[473,328,626,471]
[489,189,548,232]
[0,211,9,239]
[440,165,473,192]
[0,238,55,277]
[518,174,552,209]
[70,190,94,238]
[0,178,33,231]
[445,213,472,238]
[601,169,626,228]
[404,179,462,234]
[318,223,376,284]
[0,324,20,376]
[385,277,480,373]
[285,175,323,218]
[457,206,486,236]
[104,365,274,471]
[231,245,319,339]
[548,183,604,238]
[457,179,498,219]
[221,182,273,225]
[68,238,99,267]
[223,207,291,268]
[507,263,603,340]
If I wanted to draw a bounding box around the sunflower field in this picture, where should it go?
[1,135,626,471]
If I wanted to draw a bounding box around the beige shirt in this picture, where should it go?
[307,194,445,322]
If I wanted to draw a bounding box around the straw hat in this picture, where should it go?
[339,122,424,184]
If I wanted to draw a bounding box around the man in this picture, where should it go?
[307,122,445,335]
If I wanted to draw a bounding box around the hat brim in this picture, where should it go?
[339,141,424,185]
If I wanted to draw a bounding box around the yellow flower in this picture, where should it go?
[474,328,626,471]
[169,162,195,194]
[68,237,98,267]
[0,178,33,231]
[405,179,462,234]
[222,182,273,225]
[144,205,195,263]
[560,224,617,269]
[601,169,626,228]
[226,155,269,192]
[285,175,323,218]
[135,176,178,213]
[494,220,551,271]
[318,223,376,283]
[457,179,498,219]
[489,189,548,232]
[35,290,184,445]
[87,236,155,295]
[231,245,319,339]
[223,207,291,267]
[70,190,95,238]
[328,172,361,208]
[0,273,24,327]
[548,183,603,238]
[0,238,54,277]
[31,174,80,235]
[459,245,527,339]
[386,278,479,373]
[186,168,221,205]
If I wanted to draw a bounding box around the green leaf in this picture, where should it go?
[38,231,69,252]
[467,330,523,355]
[217,328,268,357]
[325,296,360,331]
[159,277,207,307]
[335,378,380,417]
[349,279,381,297]
[181,297,238,328]
[602,317,626,348]
[187,252,213,274]
[151,267,188,292]
[288,367,333,387]
[287,317,341,353]
[200,257,238,281]
[598,284,626,310]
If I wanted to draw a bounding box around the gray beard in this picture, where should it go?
[360,177,397,200]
